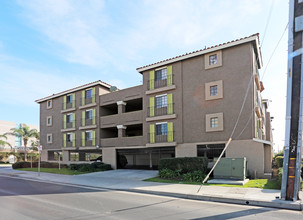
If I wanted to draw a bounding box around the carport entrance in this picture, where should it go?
[116,147,175,169]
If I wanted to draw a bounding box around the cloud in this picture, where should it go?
[17,0,109,66]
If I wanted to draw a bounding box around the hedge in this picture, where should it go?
[69,162,112,172]
[159,157,208,174]
[12,161,68,169]
[275,156,284,168]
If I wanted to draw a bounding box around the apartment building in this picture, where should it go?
[36,34,273,178]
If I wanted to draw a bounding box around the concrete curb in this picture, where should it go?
[0,172,302,211]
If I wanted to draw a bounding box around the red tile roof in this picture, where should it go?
[35,80,112,103]
[137,33,260,71]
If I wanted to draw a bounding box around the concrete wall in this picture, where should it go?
[226,139,265,178]
[176,143,197,157]
[102,147,116,169]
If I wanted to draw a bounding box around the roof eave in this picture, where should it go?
[136,34,261,73]
[35,81,111,103]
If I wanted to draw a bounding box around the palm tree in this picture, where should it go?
[0,134,11,149]
[6,124,38,161]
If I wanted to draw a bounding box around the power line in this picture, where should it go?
[261,0,275,48]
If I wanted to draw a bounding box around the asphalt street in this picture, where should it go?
[0,175,302,220]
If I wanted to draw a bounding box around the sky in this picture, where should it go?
[0,0,289,152]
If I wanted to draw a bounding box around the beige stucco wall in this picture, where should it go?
[226,139,266,178]
[102,147,117,169]
[176,143,197,157]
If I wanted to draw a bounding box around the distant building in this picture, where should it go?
[0,120,39,150]
[36,34,274,178]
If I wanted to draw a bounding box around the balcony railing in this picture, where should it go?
[147,74,174,90]
[148,103,174,117]
[81,116,96,126]
[62,101,75,110]
[80,95,96,106]
[148,131,174,143]
[64,140,76,148]
[80,138,96,147]
[63,120,76,129]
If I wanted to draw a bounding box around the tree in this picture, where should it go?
[30,132,40,151]
[6,124,38,161]
[0,134,11,149]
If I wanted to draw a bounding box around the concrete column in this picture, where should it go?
[62,150,69,163]
[79,152,86,161]
[103,148,117,169]
[117,125,127,138]
[41,150,48,161]
[117,101,126,114]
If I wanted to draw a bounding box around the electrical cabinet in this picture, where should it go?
[214,157,247,180]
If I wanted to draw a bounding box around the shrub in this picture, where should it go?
[159,157,208,174]
[12,161,67,169]
[68,162,112,172]
[274,151,284,160]
[182,170,206,182]
[275,156,284,168]
[277,168,283,188]
[159,168,182,180]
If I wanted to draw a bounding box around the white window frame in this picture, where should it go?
[86,109,93,120]
[46,116,52,126]
[67,133,73,142]
[66,113,73,123]
[47,100,52,109]
[155,94,168,108]
[155,122,168,135]
[47,134,52,144]
[85,130,93,141]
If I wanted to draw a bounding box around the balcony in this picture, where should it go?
[81,116,96,127]
[147,74,174,90]
[100,111,143,128]
[148,103,174,117]
[80,138,96,147]
[148,131,174,144]
[100,136,143,147]
[80,95,96,108]
[64,140,76,148]
[62,121,76,129]
[62,101,75,110]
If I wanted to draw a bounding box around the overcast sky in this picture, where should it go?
[0,0,289,152]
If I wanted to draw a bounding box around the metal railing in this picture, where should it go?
[148,103,174,117]
[63,120,76,129]
[81,116,96,126]
[148,131,174,143]
[80,138,96,147]
[147,74,174,90]
[62,101,75,110]
[64,140,75,148]
[80,95,96,106]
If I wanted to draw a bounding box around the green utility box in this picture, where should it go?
[213,157,247,180]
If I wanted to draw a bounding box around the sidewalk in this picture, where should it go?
[0,166,302,211]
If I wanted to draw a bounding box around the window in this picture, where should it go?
[209,54,217,65]
[85,131,93,141]
[155,68,167,81]
[210,117,219,128]
[46,116,52,126]
[86,89,92,99]
[67,133,73,142]
[66,94,73,103]
[205,80,223,100]
[210,85,218,96]
[86,109,93,120]
[47,134,52,144]
[205,50,222,70]
[156,123,168,135]
[155,95,167,108]
[47,100,52,109]
[66,114,73,123]
[206,113,223,132]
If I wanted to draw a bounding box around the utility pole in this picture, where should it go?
[281,0,303,201]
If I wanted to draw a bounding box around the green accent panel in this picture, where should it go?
[72,93,75,108]
[149,97,155,117]
[82,90,85,106]
[167,65,173,86]
[63,134,66,147]
[92,109,96,125]
[150,124,155,144]
[149,70,155,90]
[82,111,85,126]
[63,96,67,110]
[167,122,173,142]
[63,115,67,129]
[92,87,96,103]
[82,132,85,147]
[167,93,173,114]
[92,130,96,146]
[72,133,76,147]
[72,113,75,128]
